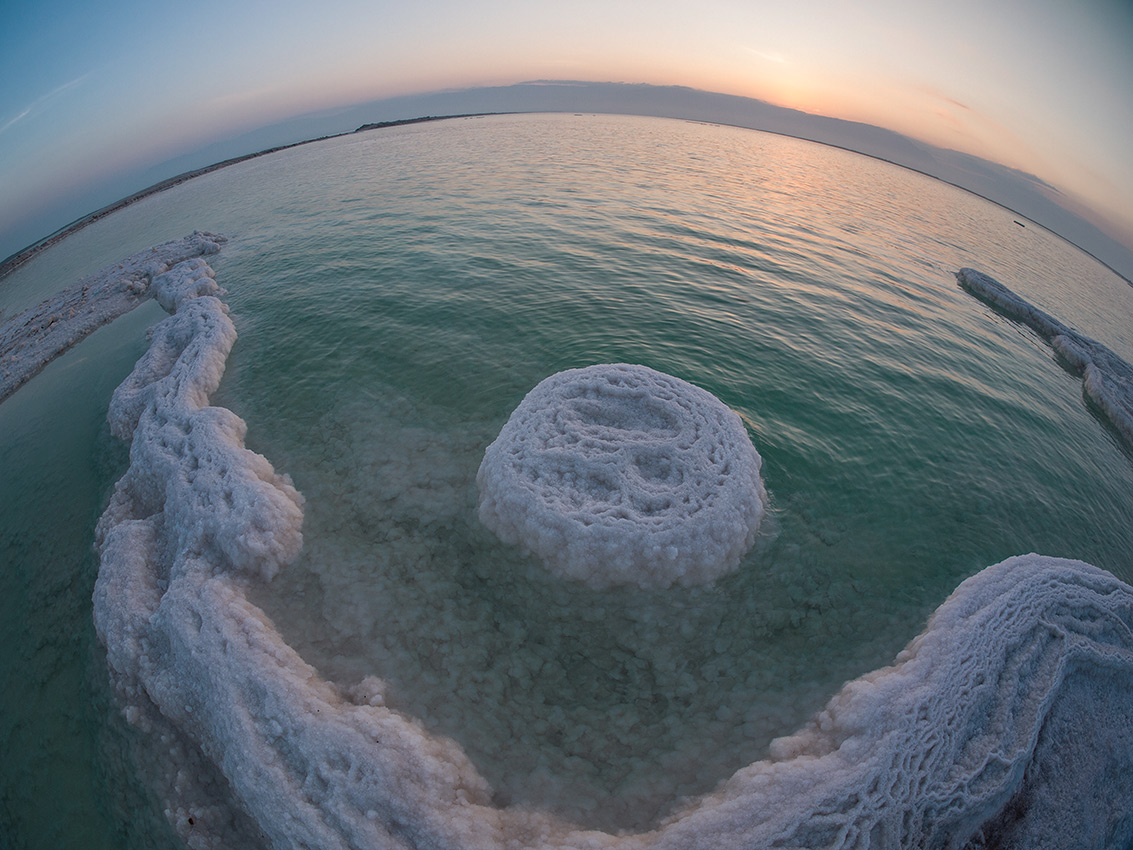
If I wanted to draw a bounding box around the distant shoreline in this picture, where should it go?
[0,114,491,280]
[2,111,1128,287]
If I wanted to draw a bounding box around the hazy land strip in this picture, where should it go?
[0,115,492,280]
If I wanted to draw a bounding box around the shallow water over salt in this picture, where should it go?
[2,114,1132,848]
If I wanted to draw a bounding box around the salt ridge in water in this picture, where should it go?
[476,364,765,589]
[0,230,226,404]
[958,267,1133,449]
[94,248,1133,848]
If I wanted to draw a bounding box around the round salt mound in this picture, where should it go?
[477,363,766,589]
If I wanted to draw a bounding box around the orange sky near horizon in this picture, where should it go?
[1,0,1130,258]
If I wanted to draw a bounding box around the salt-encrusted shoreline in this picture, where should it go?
[958,267,1133,450]
[94,249,1133,848]
[0,231,226,405]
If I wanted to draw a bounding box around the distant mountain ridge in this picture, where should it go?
[9,82,1133,282]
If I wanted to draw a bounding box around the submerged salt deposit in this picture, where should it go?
[958,267,1133,449]
[476,364,766,588]
[92,245,1133,849]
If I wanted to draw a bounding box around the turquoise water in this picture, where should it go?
[2,113,1132,846]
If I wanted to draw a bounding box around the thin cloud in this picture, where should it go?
[916,84,973,113]
[0,108,32,136]
[745,47,787,64]
[0,73,91,136]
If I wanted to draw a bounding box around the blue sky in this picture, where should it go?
[1,0,1130,262]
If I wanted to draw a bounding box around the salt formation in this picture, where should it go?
[93,245,1133,849]
[958,267,1133,449]
[477,364,766,588]
[0,230,226,404]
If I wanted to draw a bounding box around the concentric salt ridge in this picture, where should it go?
[476,363,766,588]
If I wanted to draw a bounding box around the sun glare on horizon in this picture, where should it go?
[0,0,1130,268]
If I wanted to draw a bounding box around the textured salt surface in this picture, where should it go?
[92,248,1133,849]
[958,267,1133,450]
[0,231,226,405]
[477,364,766,588]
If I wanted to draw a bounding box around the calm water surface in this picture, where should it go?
[2,114,1131,846]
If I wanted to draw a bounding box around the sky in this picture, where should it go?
[1,0,1130,264]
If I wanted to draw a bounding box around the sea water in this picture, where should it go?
[1,113,1132,848]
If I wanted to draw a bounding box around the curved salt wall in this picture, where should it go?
[0,231,226,404]
[95,255,1133,849]
[958,267,1133,450]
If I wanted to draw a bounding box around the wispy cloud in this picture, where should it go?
[745,48,786,64]
[0,73,91,137]
[915,84,973,114]
[0,108,33,136]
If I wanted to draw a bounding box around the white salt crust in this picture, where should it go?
[476,364,766,588]
[0,231,226,404]
[93,247,1133,849]
[958,267,1133,449]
